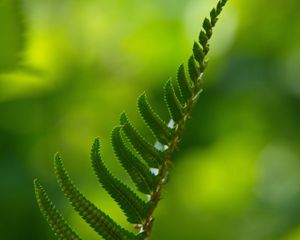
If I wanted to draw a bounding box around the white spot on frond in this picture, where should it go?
[167,119,176,129]
[150,168,159,176]
[154,141,168,152]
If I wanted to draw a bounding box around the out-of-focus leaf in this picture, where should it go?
[0,0,25,71]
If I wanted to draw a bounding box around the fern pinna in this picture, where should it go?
[34,1,228,239]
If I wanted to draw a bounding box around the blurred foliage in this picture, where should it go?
[0,0,25,71]
[0,0,299,239]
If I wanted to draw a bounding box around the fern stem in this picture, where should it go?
[141,0,228,238]
[141,88,197,238]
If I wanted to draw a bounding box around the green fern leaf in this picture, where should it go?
[193,42,206,72]
[177,64,193,103]
[112,127,158,194]
[210,0,227,27]
[217,0,226,14]
[210,8,217,27]
[188,56,200,83]
[34,179,82,240]
[164,79,184,123]
[193,42,205,64]
[120,112,163,168]
[137,93,172,145]
[203,18,212,38]
[136,231,148,240]
[91,138,148,224]
[199,30,209,54]
[54,154,135,240]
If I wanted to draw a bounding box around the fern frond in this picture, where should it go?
[203,18,212,38]
[54,153,135,240]
[210,0,227,27]
[120,112,163,168]
[35,1,229,239]
[137,93,173,145]
[34,179,82,240]
[211,0,227,27]
[199,30,209,54]
[112,127,158,194]
[188,56,200,83]
[177,64,193,103]
[91,138,148,224]
[193,41,204,62]
[164,79,184,123]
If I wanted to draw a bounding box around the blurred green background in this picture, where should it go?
[1,0,300,239]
